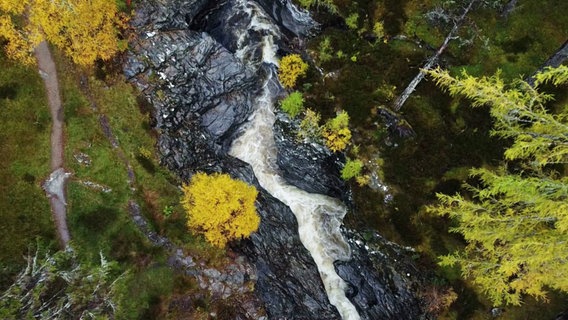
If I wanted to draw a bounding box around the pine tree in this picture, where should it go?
[427,66,568,306]
[0,248,121,319]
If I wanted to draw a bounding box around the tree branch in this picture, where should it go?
[392,0,478,111]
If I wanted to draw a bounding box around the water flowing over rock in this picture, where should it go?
[274,113,429,319]
[124,0,429,319]
[126,0,340,318]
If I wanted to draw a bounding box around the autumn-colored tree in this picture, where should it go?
[427,66,568,306]
[181,172,260,248]
[278,54,308,89]
[322,110,352,152]
[297,108,322,142]
[0,0,125,66]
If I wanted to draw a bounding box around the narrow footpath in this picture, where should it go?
[35,41,70,248]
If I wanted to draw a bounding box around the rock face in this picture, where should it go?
[274,113,348,200]
[274,115,429,320]
[125,0,429,319]
[125,28,257,141]
[336,231,427,320]
[125,0,341,318]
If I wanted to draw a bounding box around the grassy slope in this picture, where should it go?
[0,55,55,280]
[0,50,227,318]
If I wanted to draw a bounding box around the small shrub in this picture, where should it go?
[421,285,458,317]
[322,111,352,152]
[355,175,370,186]
[278,54,308,89]
[297,0,337,13]
[280,91,304,118]
[318,37,333,63]
[181,172,260,248]
[162,205,174,218]
[297,108,322,142]
[138,146,152,159]
[341,158,363,180]
[345,13,359,30]
[373,21,385,40]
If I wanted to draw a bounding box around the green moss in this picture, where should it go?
[318,37,334,63]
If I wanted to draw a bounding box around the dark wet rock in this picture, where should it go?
[125,0,429,319]
[274,112,348,200]
[192,0,316,57]
[225,157,342,319]
[191,0,259,54]
[156,118,222,181]
[128,0,209,31]
[255,0,317,37]
[125,28,257,145]
[336,230,430,320]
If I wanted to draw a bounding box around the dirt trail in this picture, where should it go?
[35,41,70,248]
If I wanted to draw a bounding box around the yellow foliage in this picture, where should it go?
[0,0,29,14]
[181,172,260,248]
[0,0,124,66]
[278,54,308,89]
[322,111,352,152]
[429,67,568,306]
[0,15,34,64]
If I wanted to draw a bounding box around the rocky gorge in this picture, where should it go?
[124,0,430,318]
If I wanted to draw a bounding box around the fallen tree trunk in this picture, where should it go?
[527,39,568,86]
[392,0,477,111]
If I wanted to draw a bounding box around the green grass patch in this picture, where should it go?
[0,53,56,276]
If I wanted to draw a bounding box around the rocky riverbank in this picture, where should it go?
[124,0,430,318]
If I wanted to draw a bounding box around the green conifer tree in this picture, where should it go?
[427,66,568,306]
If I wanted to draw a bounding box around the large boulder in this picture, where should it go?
[125,28,257,144]
[274,112,348,200]
[336,231,428,320]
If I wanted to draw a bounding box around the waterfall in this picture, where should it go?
[228,1,361,319]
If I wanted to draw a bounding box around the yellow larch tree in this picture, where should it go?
[322,110,352,152]
[278,54,308,89]
[181,172,260,248]
[0,0,124,66]
[427,66,568,306]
